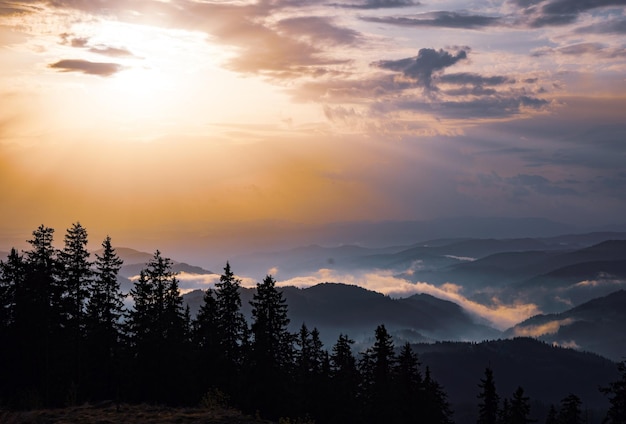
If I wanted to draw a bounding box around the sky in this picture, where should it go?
[1,0,626,255]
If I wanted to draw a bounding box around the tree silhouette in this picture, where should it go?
[394,342,424,423]
[127,251,185,403]
[84,236,125,400]
[248,274,293,418]
[214,262,247,389]
[509,386,533,424]
[600,361,626,424]
[423,366,454,424]
[329,334,359,423]
[359,324,397,423]
[477,367,500,424]
[558,393,583,424]
[57,222,92,398]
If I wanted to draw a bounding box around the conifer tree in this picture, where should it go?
[214,262,247,377]
[394,342,424,423]
[17,225,62,405]
[127,250,185,403]
[509,386,533,424]
[600,361,626,424]
[477,367,500,424]
[84,236,125,400]
[0,248,24,401]
[248,274,293,418]
[329,334,359,424]
[359,324,397,423]
[0,248,23,331]
[558,394,583,424]
[58,222,92,336]
[423,366,454,424]
[57,222,92,397]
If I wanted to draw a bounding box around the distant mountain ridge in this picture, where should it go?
[183,282,500,348]
[505,290,626,361]
[414,337,619,424]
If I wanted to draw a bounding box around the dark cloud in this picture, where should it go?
[336,0,419,9]
[48,59,122,76]
[276,16,361,46]
[373,48,468,91]
[510,0,626,28]
[439,73,512,86]
[576,17,626,34]
[381,95,549,119]
[361,11,500,29]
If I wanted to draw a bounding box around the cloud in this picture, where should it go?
[439,72,512,86]
[532,43,626,58]
[505,173,578,196]
[361,11,500,29]
[510,0,626,28]
[48,59,123,76]
[336,0,420,9]
[513,318,574,337]
[576,17,626,34]
[373,48,468,92]
[89,46,135,57]
[275,16,361,46]
[276,268,540,330]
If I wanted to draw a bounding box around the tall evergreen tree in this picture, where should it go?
[0,248,23,331]
[0,248,24,402]
[214,262,247,380]
[359,324,397,423]
[127,250,185,403]
[477,367,500,424]
[394,342,424,423]
[423,366,454,424]
[57,222,92,398]
[16,225,63,406]
[58,222,92,335]
[84,236,125,400]
[558,394,583,424]
[329,334,359,424]
[600,361,626,424]
[509,386,534,424]
[248,274,293,418]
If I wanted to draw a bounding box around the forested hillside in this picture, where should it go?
[1,224,626,424]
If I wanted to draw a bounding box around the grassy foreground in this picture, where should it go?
[0,403,274,424]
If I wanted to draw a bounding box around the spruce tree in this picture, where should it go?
[600,361,626,424]
[394,342,424,423]
[423,366,454,424]
[329,334,359,424]
[477,367,500,424]
[18,225,62,405]
[509,386,533,424]
[359,324,397,423]
[57,222,92,397]
[127,250,185,403]
[84,236,125,400]
[558,394,583,424]
[214,262,247,380]
[248,274,293,418]
[0,248,24,402]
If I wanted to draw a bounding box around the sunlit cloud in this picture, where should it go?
[513,318,574,337]
[276,268,540,330]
